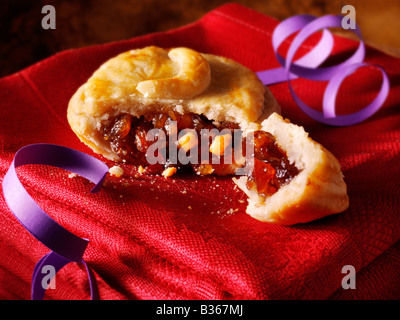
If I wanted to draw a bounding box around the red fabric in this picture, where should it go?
[1,3,400,300]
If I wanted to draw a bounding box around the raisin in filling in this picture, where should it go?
[102,111,299,197]
[244,131,299,198]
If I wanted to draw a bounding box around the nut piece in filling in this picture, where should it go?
[102,110,300,198]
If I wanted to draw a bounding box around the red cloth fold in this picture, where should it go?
[1,3,400,300]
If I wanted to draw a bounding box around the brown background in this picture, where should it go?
[1,0,400,77]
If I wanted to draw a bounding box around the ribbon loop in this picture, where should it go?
[257,14,389,126]
[2,143,109,299]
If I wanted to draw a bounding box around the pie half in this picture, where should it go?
[67,46,349,225]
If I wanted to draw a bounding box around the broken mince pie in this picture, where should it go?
[67,46,349,225]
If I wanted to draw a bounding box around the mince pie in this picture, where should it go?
[68,46,349,225]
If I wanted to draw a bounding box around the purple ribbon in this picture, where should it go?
[257,14,390,126]
[2,144,109,300]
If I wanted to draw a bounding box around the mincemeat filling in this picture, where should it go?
[102,111,299,198]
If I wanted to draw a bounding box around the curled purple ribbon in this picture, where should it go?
[257,14,390,126]
[2,144,109,300]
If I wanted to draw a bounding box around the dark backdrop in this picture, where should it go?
[1,0,400,77]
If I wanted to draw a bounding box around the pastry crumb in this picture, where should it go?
[138,165,144,174]
[174,104,184,114]
[109,165,124,177]
[188,205,192,210]
[226,208,239,215]
[162,167,177,178]
[68,173,77,179]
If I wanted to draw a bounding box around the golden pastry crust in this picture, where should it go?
[67,46,280,161]
[234,113,349,225]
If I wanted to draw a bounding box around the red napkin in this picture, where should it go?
[1,3,400,300]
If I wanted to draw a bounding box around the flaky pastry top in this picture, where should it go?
[68,46,280,160]
[71,46,272,126]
